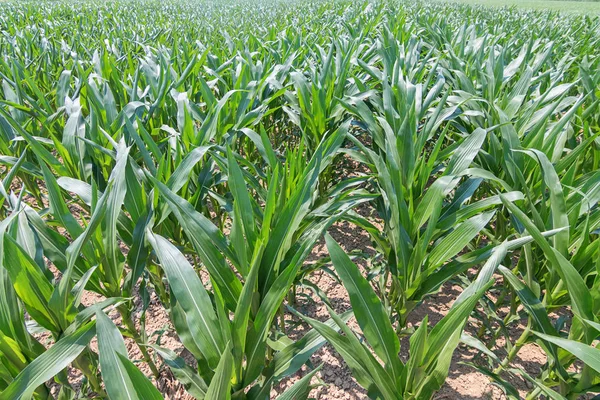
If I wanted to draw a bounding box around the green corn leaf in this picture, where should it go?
[259,124,345,293]
[0,108,68,176]
[501,196,594,325]
[275,366,321,400]
[272,310,352,381]
[151,345,207,399]
[1,321,95,400]
[517,149,569,255]
[96,311,139,400]
[232,239,264,380]
[325,234,403,383]
[0,151,26,209]
[451,239,505,300]
[507,368,568,400]
[533,332,600,374]
[295,311,381,398]
[0,330,28,371]
[125,212,152,295]
[64,297,126,336]
[205,342,233,400]
[405,315,429,392]
[300,305,398,399]
[428,281,493,361]
[498,266,567,378]
[166,145,212,193]
[426,211,495,272]
[445,127,487,176]
[499,267,559,336]
[244,223,332,385]
[102,140,130,289]
[148,176,242,310]
[2,235,59,332]
[115,353,164,400]
[227,147,258,259]
[146,232,225,369]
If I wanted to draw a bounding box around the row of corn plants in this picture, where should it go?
[0,0,599,399]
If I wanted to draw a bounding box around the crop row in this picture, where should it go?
[0,0,599,399]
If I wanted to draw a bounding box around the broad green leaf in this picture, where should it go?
[146,232,224,369]
[2,235,58,332]
[205,343,233,400]
[275,366,321,400]
[518,149,569,255]
[427,211,494,271]
[533,332,600,374]
[498,266,566,378]
[1,322,95,400]
[445,128,487,175]
[501,196,594,324]
[148,176,241,310]
[151,345,207,399]
[325,234,402,382]
[227,148,257,254]
[116,353,164,400]
[96,311,139,400]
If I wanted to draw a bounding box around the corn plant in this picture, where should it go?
[297,234,493,400]
[342,44,500,325]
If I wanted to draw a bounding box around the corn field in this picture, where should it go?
[0,0,599,398]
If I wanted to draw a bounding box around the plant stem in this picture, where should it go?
[494,319,531,374]
[525,387,542,400]
[118,305,160,378]
[73,350,107,397]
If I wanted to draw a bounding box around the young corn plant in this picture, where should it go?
[0,187,149,398]
[141,125,374,398]
[435,29,600,397]
[460,191,600,399]
[298,234,493,400]
[343,51,499,325]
